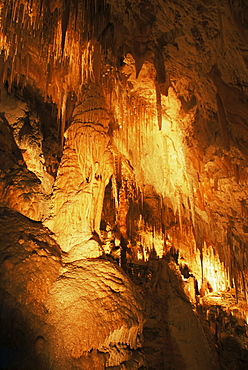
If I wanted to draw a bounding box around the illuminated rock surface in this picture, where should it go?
[0,208,144,369]
[0,0,248,369]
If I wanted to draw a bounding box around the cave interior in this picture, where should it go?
[0,0,248,369]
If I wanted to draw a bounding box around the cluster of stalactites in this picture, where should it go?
[0,0,109,113]
[106,158,248,302]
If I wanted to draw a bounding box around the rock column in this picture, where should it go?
[48,84,113,259]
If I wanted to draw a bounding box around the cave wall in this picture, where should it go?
[0,0,248,368]
[0,0,246,298]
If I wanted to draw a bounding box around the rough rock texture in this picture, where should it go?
[0,0,248,368]
[45,260,144,369]
[0,207,61,368]
[0,208,144,369]
[1,1,248,282]
[141,259,219,370]
[0,87,56,221]
[46,84,113,257]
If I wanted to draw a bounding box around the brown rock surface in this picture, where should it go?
[0,0,248,368]
[0,208,144,369]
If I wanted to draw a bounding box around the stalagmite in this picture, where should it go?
[46,83,113,259]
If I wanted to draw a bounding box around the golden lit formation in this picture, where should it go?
[0,0,247,369]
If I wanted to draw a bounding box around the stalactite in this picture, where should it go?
[0,1,247,340]
[60,91,67,147]
[155,83,162,130]
[61,0,70,55]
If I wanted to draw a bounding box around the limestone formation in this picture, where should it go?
[0,0,248,369]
